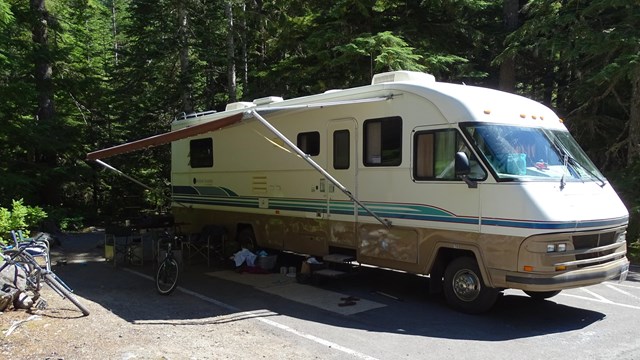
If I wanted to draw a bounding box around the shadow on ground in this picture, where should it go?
[51,231,606,342]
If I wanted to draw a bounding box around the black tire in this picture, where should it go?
[524,290,561,300]
[443,256,499,314]
[43,273,90,316]
[156,258,179,295]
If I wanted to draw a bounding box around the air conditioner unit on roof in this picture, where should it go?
[372,71,436,85]
[225,102,255,111]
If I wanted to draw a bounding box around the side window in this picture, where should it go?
[333,130,350,169]
[297,131,320,156]
[364,116,402,166]
[414,129,486,180]
[189,138,213,168]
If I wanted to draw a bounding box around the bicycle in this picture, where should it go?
[0,231,90,316]
[2,232,50,301]
[156,232,180,295]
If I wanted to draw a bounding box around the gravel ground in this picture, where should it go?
[0,232,322,359]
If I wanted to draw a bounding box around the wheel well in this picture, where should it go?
[428,247,479,294]
[432,248,476,270]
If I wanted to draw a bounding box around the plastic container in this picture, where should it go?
[257,255,277,270]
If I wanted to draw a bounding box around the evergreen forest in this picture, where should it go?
[1,0,639,248]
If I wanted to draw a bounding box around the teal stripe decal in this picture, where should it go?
[172,186,628,230]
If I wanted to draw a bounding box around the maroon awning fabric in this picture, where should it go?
[86,112,244,160]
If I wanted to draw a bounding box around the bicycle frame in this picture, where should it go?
[1,231,89,315]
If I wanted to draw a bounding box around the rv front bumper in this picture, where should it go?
[500,257,629,291]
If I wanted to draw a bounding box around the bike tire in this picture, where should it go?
[43,273,90,316]
[156,258,179,295]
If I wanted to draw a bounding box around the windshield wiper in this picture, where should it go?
[553,139,606,188]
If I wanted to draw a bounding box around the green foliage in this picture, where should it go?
[0,199,47,245]
[0,0,638,235]
[609,158,640,244]
[334,31,427,75]
[0,0,13,27]
[500,1,640,240]
[628,241,640,265]
[58,216,84,232]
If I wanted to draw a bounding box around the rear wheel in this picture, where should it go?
[156,258,179,295]
[443,256,498,314]
[524,290,561,300]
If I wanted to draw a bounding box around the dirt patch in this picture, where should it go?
[0,232,322,359]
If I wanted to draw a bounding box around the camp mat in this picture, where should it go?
[205,271,386,316]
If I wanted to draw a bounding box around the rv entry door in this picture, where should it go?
[326,118,358,247]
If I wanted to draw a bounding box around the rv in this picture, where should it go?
[89,71,630,313]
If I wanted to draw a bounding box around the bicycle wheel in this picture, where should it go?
[156,258,179,295]
[43,273,90,316]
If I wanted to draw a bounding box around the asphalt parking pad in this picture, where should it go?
[206,271,385,315]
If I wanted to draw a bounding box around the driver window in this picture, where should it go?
[414,129,486,181]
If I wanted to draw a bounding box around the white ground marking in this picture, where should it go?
[605,283,640,301]
[580,288,612,303]
[559,287,640,310]
[124,268,381,360]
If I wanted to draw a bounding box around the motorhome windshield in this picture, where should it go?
[462,123,605,183]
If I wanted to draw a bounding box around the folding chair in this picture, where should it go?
[183,225,227,267]
[127,232,145,266]
[105,225,132,266]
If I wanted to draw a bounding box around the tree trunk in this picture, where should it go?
[111,0,119,66]
[499,0,519,92]
[178,0,193,114]
[226,1,237,102]
[628,64,640,166]
[31,0,59,206]
[31,0,54,124]
[242,1,248,98]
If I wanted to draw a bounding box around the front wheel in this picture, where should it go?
[524,290,561,300]
[443,256,499,314]
[156,258,179,295]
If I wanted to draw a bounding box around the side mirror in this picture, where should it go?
[455,152,477,189]
[455,152,471,176]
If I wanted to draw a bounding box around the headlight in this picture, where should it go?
[547,243,567,252]
[616,232,627,244]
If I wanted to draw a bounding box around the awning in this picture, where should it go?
[86,112,244,160]
[85,95,394,227]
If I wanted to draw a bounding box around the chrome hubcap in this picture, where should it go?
[453,269,481,302]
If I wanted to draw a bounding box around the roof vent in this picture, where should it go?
[225,102,255,111]
[371,71,436,85]
[253,96,284,106]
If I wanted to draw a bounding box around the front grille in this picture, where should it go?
[573,231,616,250]
[575,251,616,267]
[572,231,621,268]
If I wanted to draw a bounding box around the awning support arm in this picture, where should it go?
[247,109,392,228]
[94,159,189,209]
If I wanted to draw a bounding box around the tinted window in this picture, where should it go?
[333,130,350,169]
[414,129,486,180]
[297,131,320,156]
[190,138,213,168]
[364,117,402,166]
